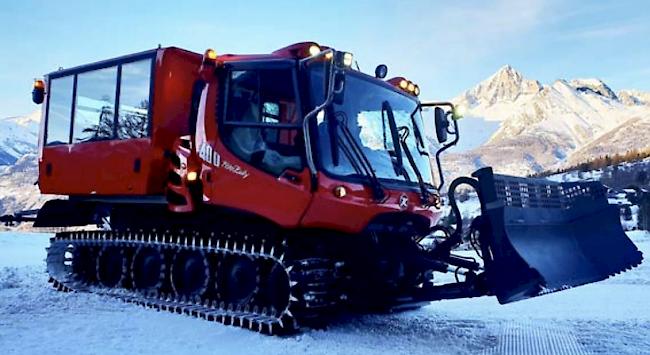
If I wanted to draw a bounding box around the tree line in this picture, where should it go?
[531,147,650,178]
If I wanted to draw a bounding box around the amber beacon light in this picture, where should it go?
[32,79,45,104]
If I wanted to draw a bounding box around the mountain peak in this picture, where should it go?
[494,65,522,80]
[569,78,617,100]
[1,110,41,127]
[485,65,524,90]
[618,89,650,106]
[457,65,542,107]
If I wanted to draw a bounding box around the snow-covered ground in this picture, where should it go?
[1,231,649,355]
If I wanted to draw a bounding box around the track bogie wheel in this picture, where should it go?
[217,255,260,306]
[96,246,126,288]
[131,247,165,295]
[170,249,210,299]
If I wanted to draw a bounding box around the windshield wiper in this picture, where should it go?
[328,108,340,166]
[410,107,427,155]
[398,126,431,204]
[334,112,385,201]
[382,101,405,177]
[336,136,364,176]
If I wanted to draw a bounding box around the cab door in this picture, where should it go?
[200,60,313,227]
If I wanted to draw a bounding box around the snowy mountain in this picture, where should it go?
[619,89,650,106]
[0,154,49,216]
[0,111,46,215]
[565,116,650,166]
[0,111,40,166]
[443,66,650,180]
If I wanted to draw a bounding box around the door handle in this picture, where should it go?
[280,171,302,184]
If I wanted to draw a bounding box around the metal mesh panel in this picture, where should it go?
[492,175,600,210]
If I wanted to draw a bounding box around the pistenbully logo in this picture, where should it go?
[398,194,409,210]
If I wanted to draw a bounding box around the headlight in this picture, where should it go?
[343,52,353,67]
[203,49,218,63]
[407,82,415,92]
[308,44,321,57]
[334,51,354,67]
[333,186,347,198]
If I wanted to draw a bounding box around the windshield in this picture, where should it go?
[307,66,434,186]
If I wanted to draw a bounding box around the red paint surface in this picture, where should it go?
[39,44,442,233]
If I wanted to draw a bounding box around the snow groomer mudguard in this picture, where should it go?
[472,167,644,304]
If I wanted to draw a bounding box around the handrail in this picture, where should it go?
[299,49,337,186]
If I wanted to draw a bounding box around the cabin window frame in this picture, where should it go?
[218,59,306,176]
[44,50,156,145]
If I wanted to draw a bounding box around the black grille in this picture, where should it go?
[492,174,605,210]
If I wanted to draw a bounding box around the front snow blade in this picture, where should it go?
[472,168,643,304]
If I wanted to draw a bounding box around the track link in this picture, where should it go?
[46,230,342,335]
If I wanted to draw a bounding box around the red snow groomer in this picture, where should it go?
[17,42,642,333]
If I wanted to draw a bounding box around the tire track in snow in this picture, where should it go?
[482,320,586,355]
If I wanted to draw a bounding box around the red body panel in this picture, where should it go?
[202,152,313,227]
[38,44,443,234]
[41,138,153,194]
[39,48,202,196]
[301,174,440,233]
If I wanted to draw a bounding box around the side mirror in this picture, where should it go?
[434,107,449,143]
[375,64,388,79]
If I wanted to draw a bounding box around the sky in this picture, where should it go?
[1,0,649,118]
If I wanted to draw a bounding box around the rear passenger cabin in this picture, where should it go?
[39,48,202,196]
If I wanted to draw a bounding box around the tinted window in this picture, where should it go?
[226,69,298,125]
[315,73,434,185]
[223,68,302,175]
[117,59,152,139]
[46,76,73,145]
[73,67,117,142]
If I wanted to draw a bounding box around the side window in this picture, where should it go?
[73,67,117,142]
[227,70,261,124]
[226,69,298,126]
[117,59,152,139]
[262,102,280,124]
[223,68,302,175]
[46,76,74,145]
[43,57,153,146]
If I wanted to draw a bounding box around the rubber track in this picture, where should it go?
[46,230,314,335]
